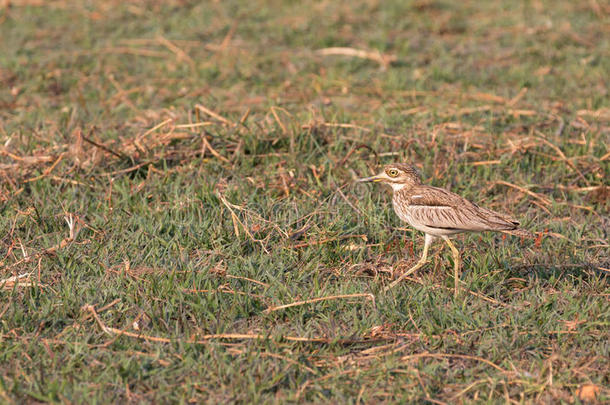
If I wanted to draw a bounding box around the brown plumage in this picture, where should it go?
[358,163,532,296]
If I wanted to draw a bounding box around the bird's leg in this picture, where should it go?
[384,234,434,291]
[441,236,461,297]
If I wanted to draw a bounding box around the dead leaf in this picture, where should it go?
[576,384,601,402]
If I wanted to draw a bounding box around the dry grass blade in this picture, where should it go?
[183,287,267,301]
[225,274,270,288]
[195,104,235,126]
[469,160,501,166]
[264,293,376,314]
[385,275,508,307]
[83,305,386,344]
[315,47,396,70]
[0,273,37,290]
[492,180,552,206]
[156,35,195,70]
[216,192,270,253]
[137,118,174,142]
[535,131,589,185]
[259,352,318,374]
[291,234,367,249]
[201,135,230,163]
[400,352,508,374]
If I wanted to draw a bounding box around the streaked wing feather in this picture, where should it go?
[405,186,517,231]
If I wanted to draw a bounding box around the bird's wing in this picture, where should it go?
[406,187,518,231]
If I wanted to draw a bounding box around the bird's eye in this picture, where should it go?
[387,169,399,177]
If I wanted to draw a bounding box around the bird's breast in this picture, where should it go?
[391,193,413,224]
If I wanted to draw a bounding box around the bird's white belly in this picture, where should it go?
[392,201,462,237]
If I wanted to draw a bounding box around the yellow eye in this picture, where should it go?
[387,169,399,177]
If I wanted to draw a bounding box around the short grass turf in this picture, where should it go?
[0,0,609,403]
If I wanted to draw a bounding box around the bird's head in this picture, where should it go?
[357,163,422,191]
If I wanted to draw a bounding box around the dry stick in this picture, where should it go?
[239,108,251,125]
[506,87,528,107]
[97,47,168,57]
[259,352,318,374]
[24,153,66,183]
[183,288,266,301]
[355,343,415,362]
[270,106,287,134]
[469,160,501,166]
[175,122,214,129]
[137,118,174,142]
[388,275,507,307]
[84,305,385,345]
[102,161,151,177]
[48,175,95,188]
[291,234,367,249]
[0,273,36,290]
[492,180,551,206]
[201,135,230,163]
[451,379,488,401]
[320,122,371,132]
[296,369,360,400]
[316,47,396,70]
[217,192,270,254]
[156,35,195,70]
[81,133,126,159]
[264,293,376,314]
[219,20,239,50]
[597,266,609,274]
[226,274,269,288]
[336,186,366,217]
[195,104,235,126]
[400,352,508,374]
[554,185,602,192]
[535,132,590,186]
[107,74,138,112]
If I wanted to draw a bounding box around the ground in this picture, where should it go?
[0,0,609,403]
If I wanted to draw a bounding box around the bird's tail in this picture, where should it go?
[500,228,536,239]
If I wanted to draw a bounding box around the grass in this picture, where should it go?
[1,0,609,403]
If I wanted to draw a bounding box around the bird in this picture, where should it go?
[357,163,532,296]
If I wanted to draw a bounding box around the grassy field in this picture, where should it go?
[1,0,609,403]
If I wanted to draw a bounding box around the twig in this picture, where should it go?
[83,304,388,344]
[137,118,174,142]
[102,161,151,177]
[336,186,366,217]
[156,35,195,70]
[225,274,269,288]
[201,135,230,163]
[385,274,507,307]
[81,133,126,159]
[195,104,234,126]
[469,160,501,166]
[316,47,396,70]
[535,131,590,186]
[264,293,376,313]
[0,273,35,290]
[291,234,367,249]
[217,192,270,253]
[24,153,66,183]
[400,352,508,374]
[270,106,287,134]
[492,180,551,205]
[302,122,371,132]
[183,287,266,301]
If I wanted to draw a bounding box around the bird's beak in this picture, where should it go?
[357,174,385,183]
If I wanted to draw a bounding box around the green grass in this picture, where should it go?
[1,0,609,403]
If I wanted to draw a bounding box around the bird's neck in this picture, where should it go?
[390,182,414,192]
